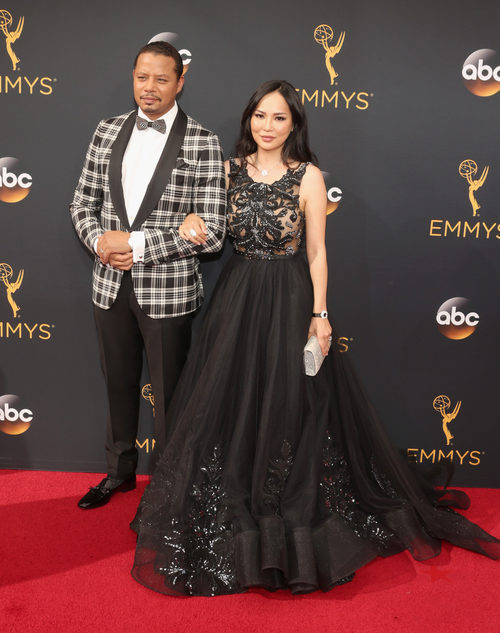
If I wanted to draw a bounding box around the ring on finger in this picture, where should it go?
[189,228,197,237]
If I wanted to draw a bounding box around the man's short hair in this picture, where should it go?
[133,41,183,78]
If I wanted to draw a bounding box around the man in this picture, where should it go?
[70,41,226,509]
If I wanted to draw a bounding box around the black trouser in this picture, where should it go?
[93,272,192,478]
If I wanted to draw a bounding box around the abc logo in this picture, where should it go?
[462,49,500,97]
[149,32,192,74]
[436,297,479,340]
[0,394,34,435]
[327,186,343,215]
[322,172,343,215]
[0,157,33,203]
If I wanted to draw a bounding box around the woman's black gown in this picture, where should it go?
[131,160,499,596]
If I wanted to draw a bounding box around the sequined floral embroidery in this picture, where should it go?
[156,445,237,595]
[227,160,307,260]
[319,431,395,547]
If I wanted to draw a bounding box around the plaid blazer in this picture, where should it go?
[70,108,227,318]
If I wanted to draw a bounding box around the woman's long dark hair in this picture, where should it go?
[235,80,318,167]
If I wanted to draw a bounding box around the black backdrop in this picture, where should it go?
[1,0,499,486]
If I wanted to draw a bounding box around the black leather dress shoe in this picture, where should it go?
[77,475,136,509]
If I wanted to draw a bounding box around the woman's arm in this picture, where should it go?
[301,164,333,355]
[178,159,232,245]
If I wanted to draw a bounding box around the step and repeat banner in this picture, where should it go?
[0,0,498,485]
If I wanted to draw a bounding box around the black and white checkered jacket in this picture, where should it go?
[70,108,227,318]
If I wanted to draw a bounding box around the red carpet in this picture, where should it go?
[0,470,498,633]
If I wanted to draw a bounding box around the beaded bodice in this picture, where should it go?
[227,158,307,260]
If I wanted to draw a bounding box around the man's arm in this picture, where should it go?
[69,122,106,253]
[142,132,227,265]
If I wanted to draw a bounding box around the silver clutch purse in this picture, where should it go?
[303,335,325,376]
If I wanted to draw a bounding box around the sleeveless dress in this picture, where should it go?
[131,159,499,596]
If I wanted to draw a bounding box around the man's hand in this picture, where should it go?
[97,231,131,264]
[108,251,134,271]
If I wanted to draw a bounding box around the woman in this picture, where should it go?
[131,80,499,596]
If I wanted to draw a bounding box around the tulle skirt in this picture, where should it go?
[131,252,500,596]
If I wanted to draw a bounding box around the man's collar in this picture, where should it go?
[137,102,178,126]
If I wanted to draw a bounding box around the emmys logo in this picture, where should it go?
[0,9,22,71]
[322,171,343,215]
[136,384,156,453]
[141,383,155,416]
[314,24,345,86]
[0,157,32,203]
[0,10,55,96]
[0,394,33,435]
[407,395,482,466]
[436,297,479,340]
[0,263,54,340]
[0,261,23,318]
[295,23,372,111]
[429,160,498,241]
[459,159,489,217]
[149,32,192,75]
[462,49,500,97]
[433,395,461,446]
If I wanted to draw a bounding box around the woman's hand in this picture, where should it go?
[179,213,208,245]
[308,317,333,356]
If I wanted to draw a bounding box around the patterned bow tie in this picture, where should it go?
[136,116,166,134]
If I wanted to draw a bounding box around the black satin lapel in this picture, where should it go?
[131,109,188,231]
[108,112,136,230]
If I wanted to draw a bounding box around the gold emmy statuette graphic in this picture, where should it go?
[0,262,23,318]
[433,395,461,446]
[314,23,345,85]
[142,383,155,417]
[459,159,489,216]
[0,9,24,71]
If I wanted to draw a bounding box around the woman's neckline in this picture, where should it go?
[241,160,302,186]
